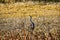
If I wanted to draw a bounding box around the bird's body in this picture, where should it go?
[30,21,35,30]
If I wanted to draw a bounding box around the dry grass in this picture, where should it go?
[0,2,60,18]
[0,2,60,40]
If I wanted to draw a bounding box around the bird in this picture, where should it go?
[30,16,35,30]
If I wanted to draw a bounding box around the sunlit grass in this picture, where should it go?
[0,2,60,18]
[0,2,60,40]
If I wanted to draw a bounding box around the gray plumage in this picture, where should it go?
[30,16,35,30]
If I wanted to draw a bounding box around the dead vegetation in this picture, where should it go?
[0,2,60,40]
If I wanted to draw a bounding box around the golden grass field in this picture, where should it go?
[0,2,60,18]
[0,2,60,40]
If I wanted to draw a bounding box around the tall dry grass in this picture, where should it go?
[0,2,60,40]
